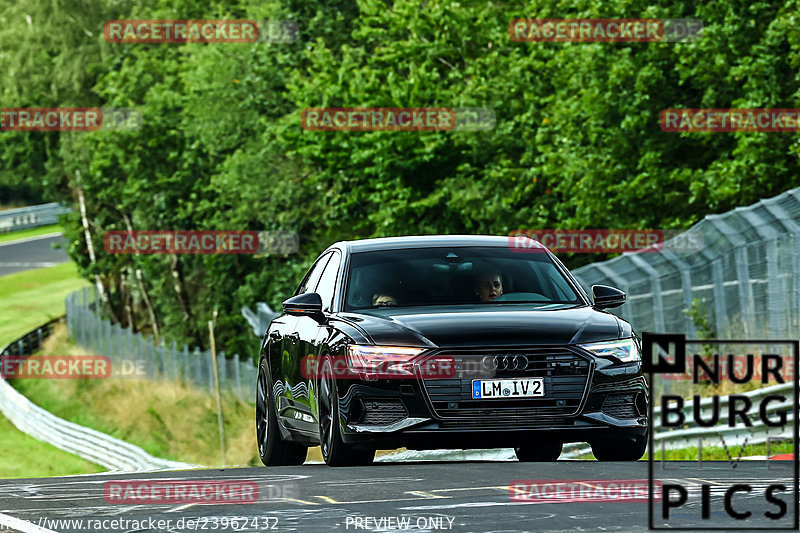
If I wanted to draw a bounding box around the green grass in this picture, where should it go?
[643,440,796,460]
[12,324,262,467]
[0,224,61,244]
[0,262,102,479]
[0,415,104,478]
[574,440,796,460]
[0,262,89,347]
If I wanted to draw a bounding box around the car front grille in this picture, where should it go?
[420,347,592,418]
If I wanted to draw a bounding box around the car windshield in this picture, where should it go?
[344,246,584,310]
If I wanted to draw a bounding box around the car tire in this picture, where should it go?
[591,433,647,461]
[257,359,308,466]
[515,441,563,462]
[318,357,376,467]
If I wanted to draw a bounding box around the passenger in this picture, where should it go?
[474,270,504,302]
[372,291,398,307]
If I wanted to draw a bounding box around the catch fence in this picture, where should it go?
[573,186,800,340]
[66,287,257,402]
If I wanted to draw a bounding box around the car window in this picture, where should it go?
[295,252,331,295]
[344,246,583,310]
[316,251,341,312]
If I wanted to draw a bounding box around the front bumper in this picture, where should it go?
[336,346,648,450]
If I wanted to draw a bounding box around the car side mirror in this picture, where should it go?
[592,285,626,309]
[283,293,326,323]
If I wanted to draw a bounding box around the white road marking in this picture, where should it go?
[0,513,59,533]
[166,503,198,513]
[405,490,448,499]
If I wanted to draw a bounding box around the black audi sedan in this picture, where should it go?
[256,235,648,466]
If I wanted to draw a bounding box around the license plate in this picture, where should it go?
[471,378,544,399]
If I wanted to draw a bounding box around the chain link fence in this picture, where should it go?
[573,186,800,340]
[66,287,257,402]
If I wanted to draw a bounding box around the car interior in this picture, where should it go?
[344,249,581,310]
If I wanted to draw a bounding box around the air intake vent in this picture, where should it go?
[359,400,408,425]
[602,393,638,419]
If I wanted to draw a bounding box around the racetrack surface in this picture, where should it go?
[0,234,69,277]
[0,461,795,532]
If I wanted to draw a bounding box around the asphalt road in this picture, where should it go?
[0,461,796,533]
[0,234,69,277]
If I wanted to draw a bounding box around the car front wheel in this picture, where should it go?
[591,433,647,461]
[515,440,563,462]
[318,357,375,467]
[256,359,308,466]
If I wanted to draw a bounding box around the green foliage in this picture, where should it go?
[4,0,800,360]
[683,297,715,340]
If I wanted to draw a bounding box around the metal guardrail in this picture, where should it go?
[0,202,70,233]
[0,319,196,471]
[0,318,60,356]
[563,382,797,458]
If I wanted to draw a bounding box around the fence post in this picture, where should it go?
[159,342,167,379]
[182,344,189,385]
[193,347,203,388]
[207,350,214,393]
[233,354,242,402]
[765,239,783,338]
[218,351,227,392]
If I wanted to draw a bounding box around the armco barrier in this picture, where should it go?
[0,317,60,356]
[0,202,70,233]
[0,321,196,471]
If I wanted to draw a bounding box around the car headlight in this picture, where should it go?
[579,338,640,363]
[346,345,426,379]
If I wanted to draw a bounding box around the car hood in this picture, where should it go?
[339,305,624,348]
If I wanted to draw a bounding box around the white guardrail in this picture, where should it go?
[0,202,70,233]
[0,321,195,472]
[563,381,797,458]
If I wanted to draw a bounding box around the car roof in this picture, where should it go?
[336,235,545,253]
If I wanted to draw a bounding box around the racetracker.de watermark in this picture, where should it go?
[35,516,278,532]
[0,107,142,132]
[509,479,662,502]
[1,355,111,379]
[660,109,800,132]
[103,230,298,255]
[508,229,703,254]
[103,480,259,504]
[300,107,495,132]
[509,18,703,42]
[301,354,456,380]
[103,19,298,43]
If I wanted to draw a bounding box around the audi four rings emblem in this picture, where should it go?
[482,354,529,371]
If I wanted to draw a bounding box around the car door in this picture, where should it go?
[270,252,331,432]
[291,250,342,431]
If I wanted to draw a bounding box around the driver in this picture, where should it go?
[372,290,398,307]
[474,270,504,302]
